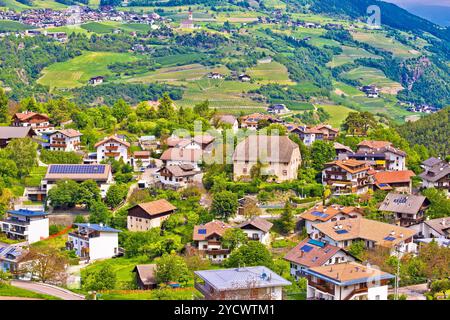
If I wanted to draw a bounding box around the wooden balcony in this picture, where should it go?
[105,145,119,151]
[206,249,230,255]
[105,152,120,157]
[309,281,335,295]
[343,287,368,300]
[50,143,67,148]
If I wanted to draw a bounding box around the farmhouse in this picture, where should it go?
[12,111,53,132]
[233,135,301,182]
[194,266,291,300]
[378,193,429,227]
[310,217,417,255]
[88,76,104,85]
[238,74,251,82]
[410,217,450,239]
[48,129,82,152]
[42,164,113,198]
[213,114,239,132]
[322,159,372,195]
[160,148,203,170]
[267,104,290,114]
[240,113,280,130]
[127,199,176,231]
[0,127,36,148]
[95,135,131,164]
[304,262,394,300]
[238,217,273,245]
[0,209,49,244]
[67,223,121,261]
[284,238,357,280]
[193,220,232,263]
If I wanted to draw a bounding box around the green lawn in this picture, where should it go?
[37,51,139,89]
[24,166,47,187]
[81,22,117,34]
[0,283,60,300]
[316,104,354,127]
[97,287,201,300]
[342,66,403,94]
[351,31,420,58]
[0,0,67,11]
[0,20,35,32]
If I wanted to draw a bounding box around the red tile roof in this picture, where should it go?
[373,170,415,184]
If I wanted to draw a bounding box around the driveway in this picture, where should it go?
[10,280,85,300]
[389,283,428,300]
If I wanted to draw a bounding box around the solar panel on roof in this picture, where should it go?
[300,245,313,253]
[308,239,326,248]
[198,229,207,234]
[312,211,329,219]
[335,229,348,234]
[49,165,106,174]
[384,236,396,241]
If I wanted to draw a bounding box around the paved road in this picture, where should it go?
[10,280,85,300]
[389,283,428,300]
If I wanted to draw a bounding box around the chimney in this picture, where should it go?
[442,219,446,227]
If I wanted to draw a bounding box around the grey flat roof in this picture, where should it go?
[194,266,291,291]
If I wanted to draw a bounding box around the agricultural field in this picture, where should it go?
[351,31,421,58]
[126,64,229,84]
[81,22,117,34]
[37,51,139,89]
[0,0,67,11]
[333,81,365,97]
[315,104,354,127]
[177,79,264,113]
[246,61,295,85]
[342,66,404,94]
[327,46,381,68]
[45,25,92,35]
[0,20,35,32]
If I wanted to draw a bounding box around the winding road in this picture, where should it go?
[10,280,85,300]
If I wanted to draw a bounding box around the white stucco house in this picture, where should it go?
[95,135,131,164]
[238,217,273,246]
[0,209,49,244]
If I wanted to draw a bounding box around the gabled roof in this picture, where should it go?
[419,160,450,182]
[160,148,203,162]
[50,129,82,138]
[304,262,394,286]
[0,127,36,139]
[193,220,231,241]
[333,142,353,153]
[94,135,130,148]
[324,159,369,174]
[44,164,112,181]
[132,199,177,217]
[373,170,415,184]
[284,238,344,268]
[194,266,291,291]
[232,135,299,163]
[133,264,156,286]
[217,115,237,125]
[299,205,362,222]
[313,217,416,248]
[157,164,197,177]
[13,112,49,122]
[422,157,442,167]
[424,218,450,237]
[357,140,392,149]
[378,193,428,214]
[238,217,273,233]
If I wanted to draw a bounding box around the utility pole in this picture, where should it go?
[395,245,400,300]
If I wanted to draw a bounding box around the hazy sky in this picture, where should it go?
[384,0,450,7]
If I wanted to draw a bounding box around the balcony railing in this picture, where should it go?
[343,287,368,300]
[105,152,120,157]
[50,143,67,148]
[206,249,230,255]
[105,146,119,151]
[308,282,335,295]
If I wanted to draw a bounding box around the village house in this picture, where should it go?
[409,217,450,240]
[132,151,152,169]
[333,142,354,157]
[267,104,290,115]
[304,262,394,300]
[12,111,53,133]
[419,157,450,196]
[284,238,357,280]
[66,223,121,261]
[289,126,323,146]
[207,72,224,79]
[240,113,280,130]
[360,85,380,98]
[193,220,232,263]
[160,148,203,170]
[344,140,407,171]
[133,264,157,290]
[299,204,364,234]
[322,159,372,195]
[194,266,291,300]
[95,135,131,164]
[378,193,429,227]
[313,124,339,140]
[48,129,82,152]
[372,170,416,193]
[214,114,239,132]
[0,209,49,244]
[0,127,36,148]
[180,11,195,29]
[310,217,417,255]
[238,217,273,245]
[42,164,113,198]
[138,135,159,151]
[166,135,215,152]
[0,243,29,275]
[154,164,199,189]
[233,135,301,182]
[88,76,104,85]
[127,199,177,231]
[238,74,251,82]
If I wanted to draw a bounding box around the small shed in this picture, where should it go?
[133,264,157,290]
